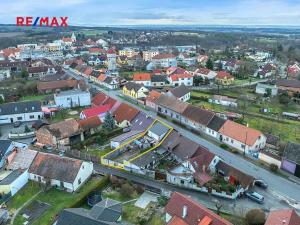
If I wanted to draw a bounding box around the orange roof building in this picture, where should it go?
[219,120,266,153]
[265,209,300,225]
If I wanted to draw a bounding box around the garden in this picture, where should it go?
[8,176,109,225]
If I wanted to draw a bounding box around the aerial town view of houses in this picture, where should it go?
[0,1,300,225]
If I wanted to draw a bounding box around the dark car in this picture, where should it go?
[245,191,264,204]
[13,121,22,128]
[254,179,268,189]
[43,145,53,152]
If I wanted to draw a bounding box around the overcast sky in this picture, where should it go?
[0,0,300,26]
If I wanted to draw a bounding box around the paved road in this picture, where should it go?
[65,69,300,213]
[94,164,294,214]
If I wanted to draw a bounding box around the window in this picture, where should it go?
[241,144,245,148]
[180,180,184,184]
[17,117,22,120]
[231,139,234,144]
[176,115,179,119]
[158,107,162,112]
[78,178,82,185]
[29,115,34,119]
[226,137,229,141]
[212,131,214,134]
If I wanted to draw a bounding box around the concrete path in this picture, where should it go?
[10,191,42,225]
[134,191,159,209]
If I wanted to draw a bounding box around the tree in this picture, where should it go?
[0,96,4,104]
[193,76,203,86]
[264,88,272,98]
[24,125,31,133]
[270,163,278,172]
[278,92,290,105]
[120,182,134,197]
[245,209,266,225]
[103,112,115,131]
[206,58,214,70]
[20,69,29,79]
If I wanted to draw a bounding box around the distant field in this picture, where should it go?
[0,32,26,37]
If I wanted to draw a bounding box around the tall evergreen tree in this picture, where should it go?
[206,58,214,70]
[103,112,115,131]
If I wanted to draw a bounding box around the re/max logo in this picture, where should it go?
[16,17,68,27]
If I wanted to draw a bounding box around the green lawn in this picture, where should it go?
[20,94,48,101]
[48,108,83,123]
[190,89,300,143]
[9,177,107,225]
[102,189,139,202]
[7,182,40,210]
[147,213,165,225]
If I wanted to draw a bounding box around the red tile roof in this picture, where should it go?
[133,73,151,81]
[98,74,107,82]
[219,120,263,146]
[113,103,140,123]
[168,216,188,225]
[81,104,112,118]
[146,90,161,103]
[89,48,105,54]
[165,192,233,225]
[92,92,109,106]
[265,209,300,225]
[107,48,116,54]
[62,37,73,42]
[216,71,233,79]
[152,53,176,60]
[78,116,102,131]
[196,68,211,75]
[170,74,193,81]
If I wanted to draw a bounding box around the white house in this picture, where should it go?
[54,90,91,109]
[166,85,191,102]
[152,54,177,68]
[28,152,93,192]
[255,82,278,96]
[0,101,43,124]
[209,95,238,108]
[219,120,266,154]
[0,69,11,80]
[0,170,29,196]
[168,74,193,87]
[147,122,169,142]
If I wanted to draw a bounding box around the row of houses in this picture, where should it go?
[154,93,266,154]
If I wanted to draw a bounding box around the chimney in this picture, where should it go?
[182,205,188,219]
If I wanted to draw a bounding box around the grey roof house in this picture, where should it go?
[0,101,43,124]
[56,198,122,225]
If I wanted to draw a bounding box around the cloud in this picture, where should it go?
[0,0,299,26]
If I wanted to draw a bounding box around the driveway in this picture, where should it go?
[0,121,35,145]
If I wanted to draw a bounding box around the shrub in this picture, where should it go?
[245,209,266,225]
[269,163,278,172]
[220,144,228,149]
[120,182,134,197]
[157,196,168,206]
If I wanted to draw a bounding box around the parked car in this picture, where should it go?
[31,138,37,145]
[245,191,264,204]
[43,145,53,152]
[13,121,22,128]
[254,179,268,189]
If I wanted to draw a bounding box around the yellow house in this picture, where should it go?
[216,71,235,85]
[0,170,28,196]
[117,56,128,65]
[123,82,149,99]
